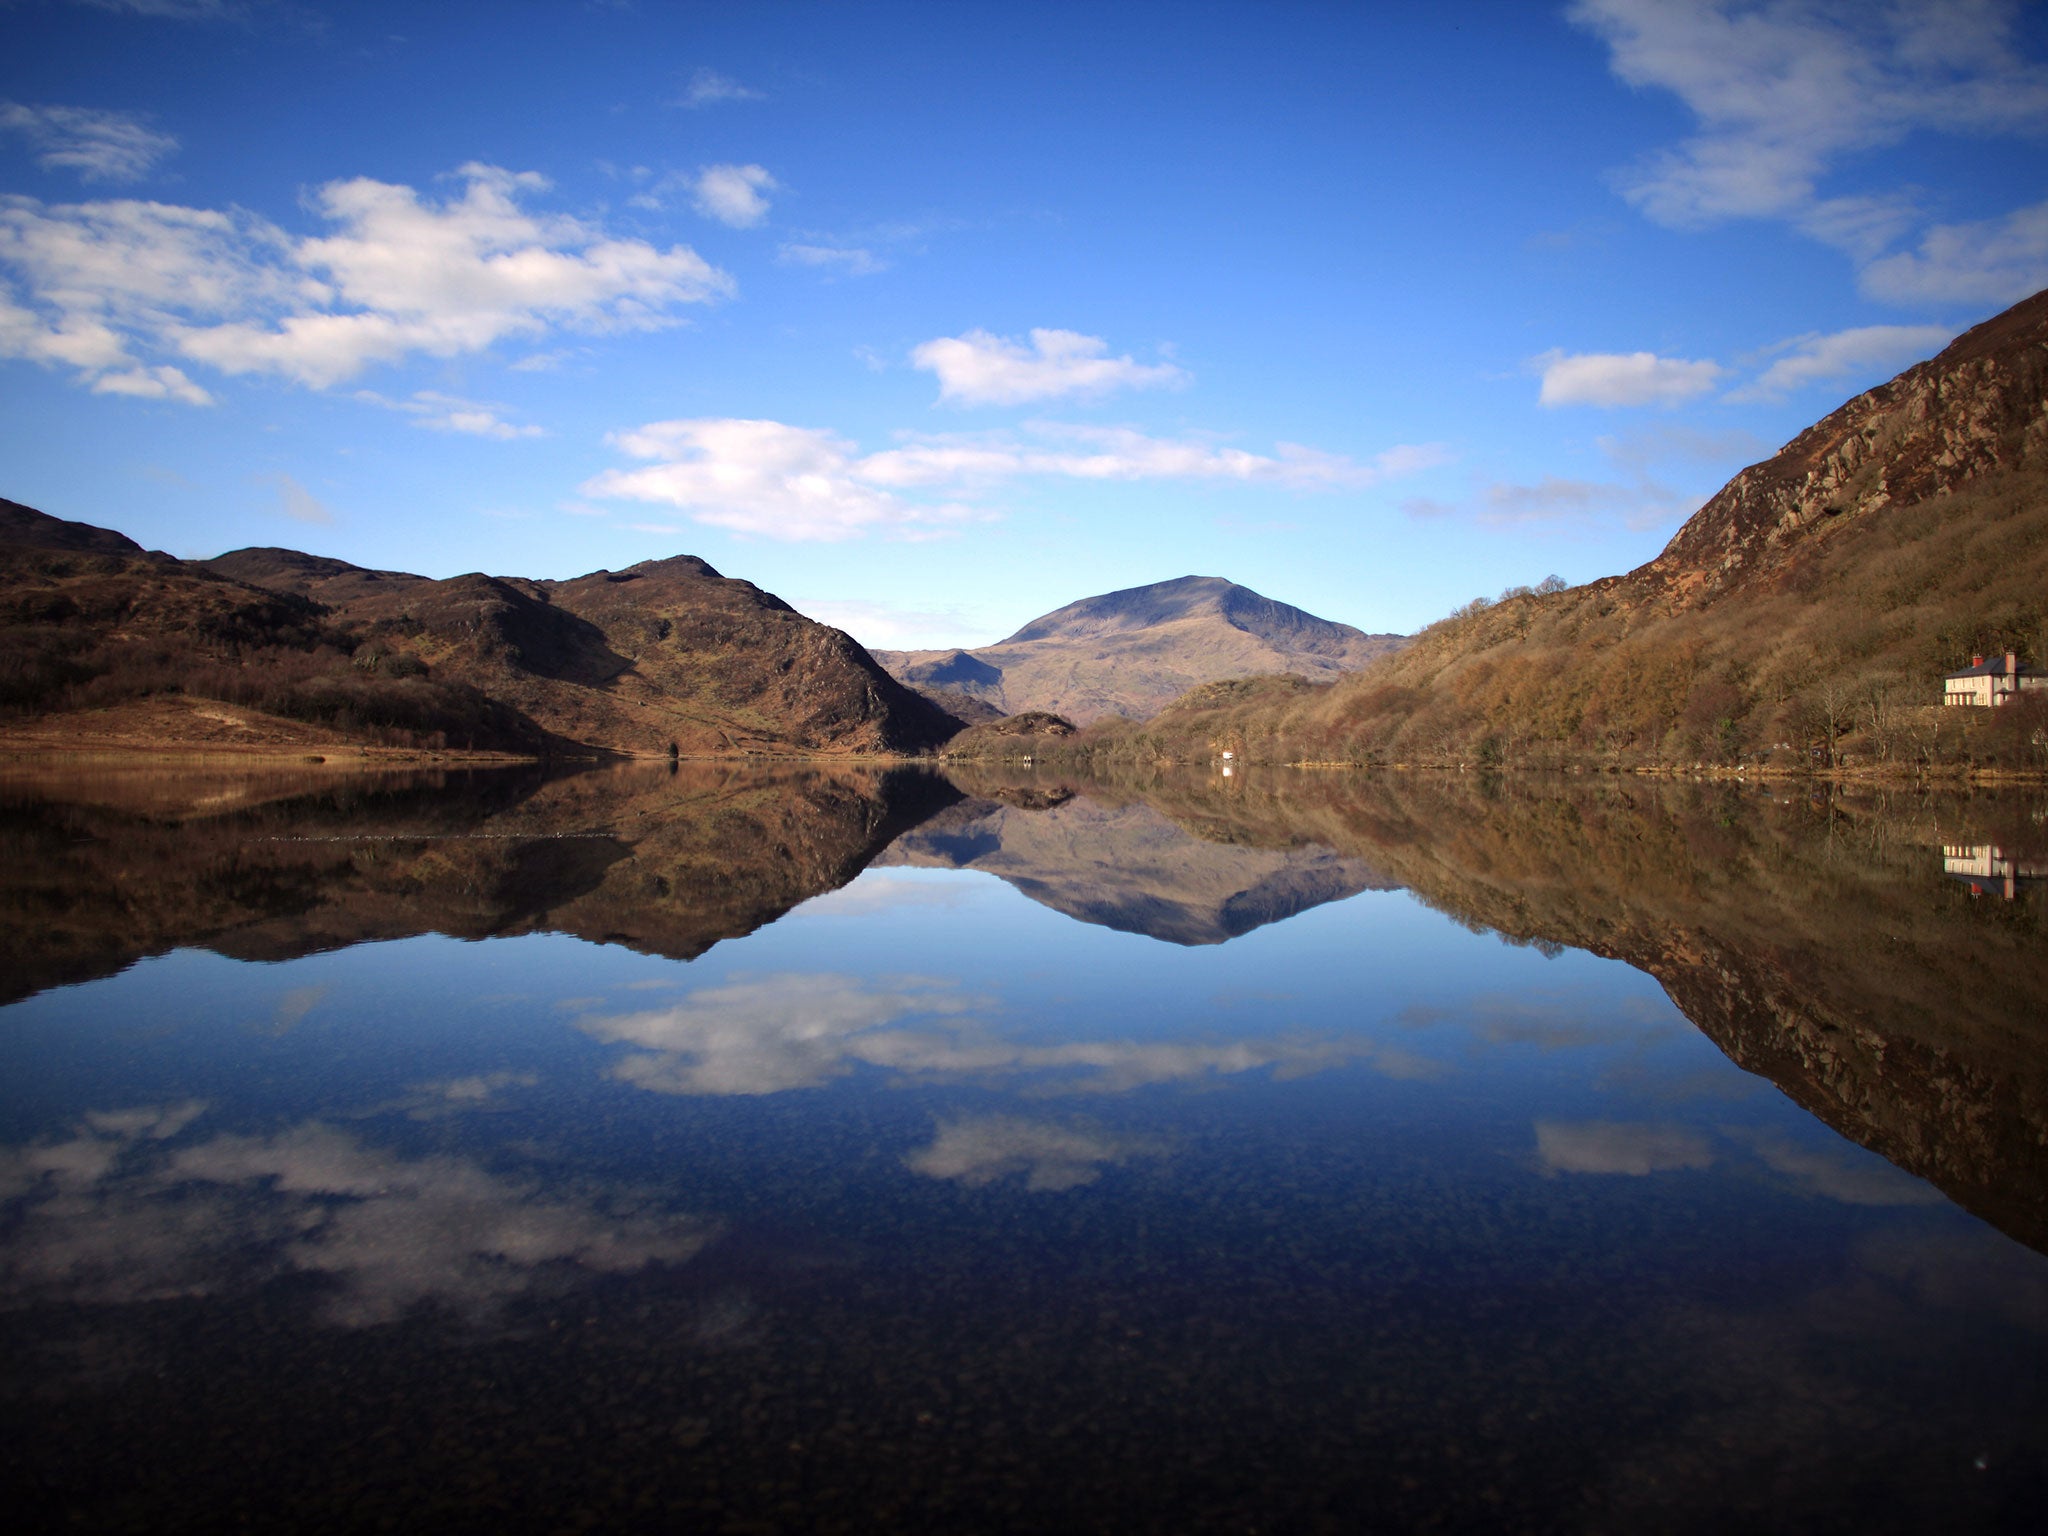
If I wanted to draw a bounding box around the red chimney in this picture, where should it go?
[2007,651,2019,677]
[1973,654,1984,666]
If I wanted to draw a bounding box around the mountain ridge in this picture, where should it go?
[0,503,960,758]
[876,574,1404,725]
[1009,288,2048,773]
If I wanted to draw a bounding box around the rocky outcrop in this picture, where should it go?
[1645,288,2048,608]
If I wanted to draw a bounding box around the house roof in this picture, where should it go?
[1944,658,2041,679]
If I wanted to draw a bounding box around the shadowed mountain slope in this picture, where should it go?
[875,575,1403,725]
[3,501,962,757]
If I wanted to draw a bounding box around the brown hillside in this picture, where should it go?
[1041,290,2048,773]
[6,500,963,758]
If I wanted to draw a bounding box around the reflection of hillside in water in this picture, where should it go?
[1061,767,2048,1257]
[9,758,2045,1255]
[880,771,1394,944]
[0,760,957,1004]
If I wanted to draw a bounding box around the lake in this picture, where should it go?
[3,760,2044,1533]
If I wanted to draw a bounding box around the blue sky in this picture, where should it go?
[3,1,2045,646]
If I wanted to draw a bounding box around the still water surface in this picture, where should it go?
[2,762,2044,1532]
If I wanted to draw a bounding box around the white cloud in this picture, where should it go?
[0,164,732,399]
[1534,1119,1714,1176]
[90,362,212,404]
[0,102,177,182]
[1571,0,2048,231]
[1858,198,2048,305]
[912,327,1188,405]
[578,973,981,1095]
[904,1114,1162,1192]
[679,68,764,108]
[777,242,886,276]
[1726,322,1956,401]
[585,418,974,542]
[1732,1128,1944,1206]
[584,416,1449,541]
[1535,348,1724,407]
[1570,1,2048,297]
[690,163,777,228]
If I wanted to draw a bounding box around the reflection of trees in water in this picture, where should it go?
[1043,767,2048,1255]
[0,760,958,1003]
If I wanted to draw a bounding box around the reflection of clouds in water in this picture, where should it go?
[0,1107,713,1327]
[254,983,330,1037]
[1405,989,1686,1052]
[1535,1120,1714,1175]
[1855,1226,2048,1335]
[579,972,1435,1097]
[353,1070,542,1122]
[1730,1128,1944,1208]
[583,973,979,1095]
[905,1115,1163,1192]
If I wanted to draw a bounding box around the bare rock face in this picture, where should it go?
[876,575,1403,724]
[1645,288,2048,609]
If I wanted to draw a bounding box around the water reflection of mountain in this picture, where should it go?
[9,759,2045,1258]
[1073,769,2048,1256]
[874,779,1395,944]
[0,760,957,1004]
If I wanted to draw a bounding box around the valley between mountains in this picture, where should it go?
[5,287,2047,774]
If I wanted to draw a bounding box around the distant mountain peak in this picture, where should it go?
[878,575,1404,724]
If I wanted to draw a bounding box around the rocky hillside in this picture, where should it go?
[1044,289,2048,772]
[875,575,1402,725]
[1,500,962,758]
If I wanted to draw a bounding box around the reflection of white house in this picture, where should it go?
[1944,651,2044,706]
[1943,844,2047,899]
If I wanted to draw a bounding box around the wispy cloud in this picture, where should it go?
[1858,198,2048,306]
[1726,322,1956,401]
[778,242,886,276]
[0,102,177,182]
[677,68,764,109]
[269,472,333,525]
[1413,429,1741,533]
[584,416,1450,542]
[912,327,1188,405]
[1570,0,2048,297]
[355,387,546,439]
[0,163,732,399]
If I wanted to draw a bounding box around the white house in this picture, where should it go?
[1943,651,2044,706]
